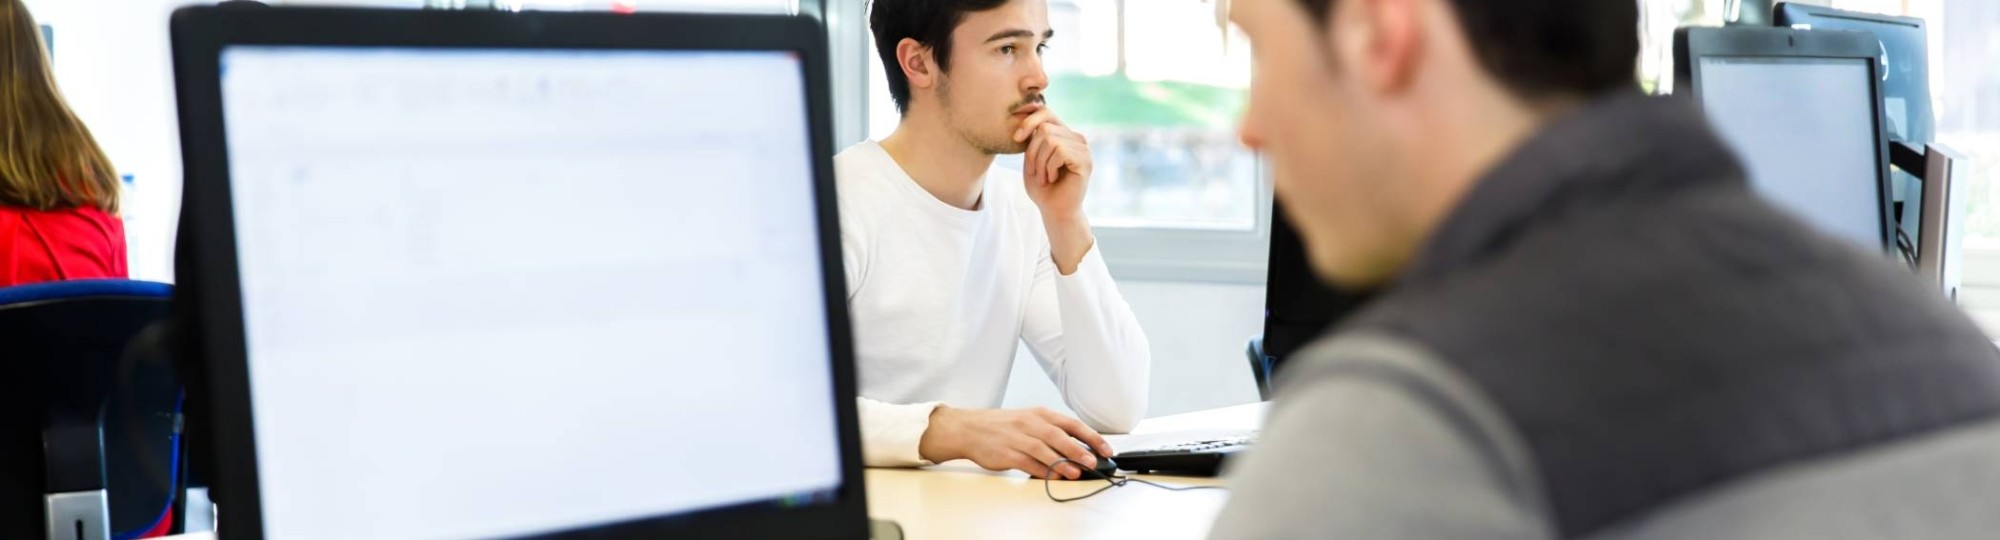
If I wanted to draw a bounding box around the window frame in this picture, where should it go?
[812,0,871,150]
[1957,248,2000,297]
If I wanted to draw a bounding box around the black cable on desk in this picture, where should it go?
[1042,458,1227,503]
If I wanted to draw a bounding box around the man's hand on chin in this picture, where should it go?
[1013,109,1096,274]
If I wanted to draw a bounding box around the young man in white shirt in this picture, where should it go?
[842,0,1151,480]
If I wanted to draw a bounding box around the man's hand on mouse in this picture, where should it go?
[918,405,1114,480]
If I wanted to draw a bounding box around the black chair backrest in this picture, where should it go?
[1,282,175,540]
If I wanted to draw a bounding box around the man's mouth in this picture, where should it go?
[1012,96,1046,116]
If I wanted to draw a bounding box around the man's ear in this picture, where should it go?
[1343,0,1424,95]
[897,38,938,90]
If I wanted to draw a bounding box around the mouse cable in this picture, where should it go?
[1043,458,1227,503]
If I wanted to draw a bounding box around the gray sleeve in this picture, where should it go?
[1207,334,1554,540]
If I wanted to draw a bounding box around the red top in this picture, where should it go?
[0,205,129,288]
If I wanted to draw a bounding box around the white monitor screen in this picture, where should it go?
[1698,56,1885,249]
[219,46,843,540]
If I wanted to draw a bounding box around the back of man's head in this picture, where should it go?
[1295,0,1639,102]
[869,0,1012,115]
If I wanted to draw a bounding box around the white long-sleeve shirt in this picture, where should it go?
[834,141,1151,467]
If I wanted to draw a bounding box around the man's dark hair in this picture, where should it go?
[1295,0,1640,101]
[870,0,1011,115]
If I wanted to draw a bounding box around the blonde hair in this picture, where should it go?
[2,0,119,213]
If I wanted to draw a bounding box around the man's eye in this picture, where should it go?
[1036,43,1049,54]
[1001,45,1016,55]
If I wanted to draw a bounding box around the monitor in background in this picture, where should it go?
[1260,202,1370,387]
[1774,3,1933,144]
[172,8,866,540]
[40,24,53,59]
[1675,26,1894,252]
[1775,3,1933,241]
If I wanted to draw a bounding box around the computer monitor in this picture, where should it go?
[1775,3,1933,241]
[40,24,53,59]
[170,8,867,540]
[1774,3,1932,144]
[1260,202,1369,386]
[1675,26,1895,252]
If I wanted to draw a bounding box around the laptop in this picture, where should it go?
[171,7,877,539]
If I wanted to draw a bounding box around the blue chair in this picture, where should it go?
[1,280,180,540]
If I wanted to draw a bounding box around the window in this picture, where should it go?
[865,0,1259,232]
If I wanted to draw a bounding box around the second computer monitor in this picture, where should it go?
[1676,26,1894,252]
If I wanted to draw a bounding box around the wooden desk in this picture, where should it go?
[165,404,1266,540]
[867,403,1265,540]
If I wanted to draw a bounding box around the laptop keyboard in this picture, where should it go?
[1120,433,1257,455]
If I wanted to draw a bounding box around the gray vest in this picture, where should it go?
[1339,93,2000,538]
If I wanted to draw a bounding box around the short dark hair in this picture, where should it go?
[1295,0,1639,101]
[870,0,1011,115]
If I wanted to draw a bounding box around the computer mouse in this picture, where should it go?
[1087,456,1120,479]
[1067,437,1119,478]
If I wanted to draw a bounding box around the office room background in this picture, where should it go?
[21,0,2000,418]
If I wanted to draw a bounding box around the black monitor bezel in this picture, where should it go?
[169,7,869,540]
[1773,1,1933,146]
[1674,26,1898,254]
[1774,2,1926,33]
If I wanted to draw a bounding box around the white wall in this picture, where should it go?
[1002,279,1267,418]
